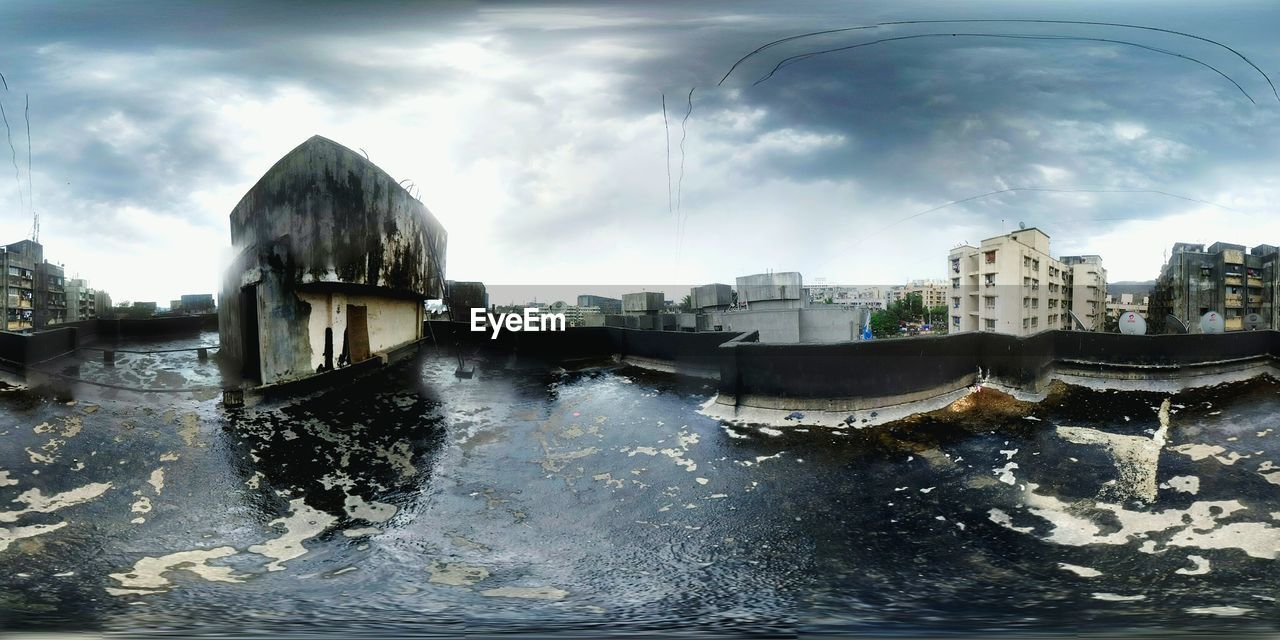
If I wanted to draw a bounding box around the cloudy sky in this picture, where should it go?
[1,0,1277,305]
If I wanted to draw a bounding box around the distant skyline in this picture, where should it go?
[1,1,1277,303]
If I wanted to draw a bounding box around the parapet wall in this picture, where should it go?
[0,315,213,373]
[425,321,1280,411]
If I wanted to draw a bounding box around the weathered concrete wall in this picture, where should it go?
[718,308,801,343]
[422,321,1280,412]
[623,292,664,313]
[0,327,77,371]
[691,284,733,310]
[445,281,487,320]
[228,135,446,298]
[299,292,421,372]
[736,272,803,308]
[218,136,446,385]
[797,306,862,343]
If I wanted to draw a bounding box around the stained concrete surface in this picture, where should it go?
[0,338,1278,637]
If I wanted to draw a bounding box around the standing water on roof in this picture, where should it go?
[1,339,1279,636]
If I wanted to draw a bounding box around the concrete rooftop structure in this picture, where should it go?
[218,135,447,386]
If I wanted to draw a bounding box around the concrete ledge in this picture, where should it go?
[720,356,1280,413]
[718,373,978,412]
[620,355,719,380]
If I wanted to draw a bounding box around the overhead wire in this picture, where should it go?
[752,31,1254,103]
[720,18,1279,103]
[675,87,694,262]
[0,88,24,214]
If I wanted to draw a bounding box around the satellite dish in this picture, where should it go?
[1164,314,1188,334]
[1067,310,1087,331]
[1243,313,1265,331]
[1018,221,1026,230]
[1118,311,1147,335]
[1199,311,1225,334]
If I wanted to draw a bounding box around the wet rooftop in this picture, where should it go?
[1,334,1278,637]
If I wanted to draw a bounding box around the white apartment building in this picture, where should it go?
[1061,255,1108,331]
[888,279,949,309]
[1105,293,1149,320]
[948,228,1106,336]
[803,284,890,310]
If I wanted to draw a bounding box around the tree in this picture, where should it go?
[869,309,901,339]
[678,294,693,313]
[1103,313,1119,333]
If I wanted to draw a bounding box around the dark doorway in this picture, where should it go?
[239,286,261,382]
[348,305,370,362]
[322,327,334,371]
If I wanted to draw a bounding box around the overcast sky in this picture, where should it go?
[1,0,1277,304]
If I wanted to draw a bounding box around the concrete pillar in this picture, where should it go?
[198,348,209,362]
[103,350,115,367]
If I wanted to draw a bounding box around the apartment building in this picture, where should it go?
[2,240,71,330]
[1061,255,1108,331]
[803,284,890,310]
[1106,293,1149,320]
[1148,242,1278,332]
[888,279,949,309]
[948,228,1104,336]
[66,278,100,322]
[577,295,622,315]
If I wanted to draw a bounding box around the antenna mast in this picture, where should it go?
[30,210,38,243]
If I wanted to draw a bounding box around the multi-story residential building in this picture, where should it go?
[802,283,890,310]
[577,295,622,314]
[888,279,949,309]
[1148,242,1278,333]
[947,228,1105,336]
[94,290,113,319]
[1106,293,1149,320]
[1061,255,1108,331]
[180,293,216,313]
[2,241,38,330]
[1,240,86,329]
[66,278,100,322]
[549,303,603,327]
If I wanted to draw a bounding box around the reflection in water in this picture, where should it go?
[0,351,1278,635]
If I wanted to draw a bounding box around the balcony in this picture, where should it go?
[1225,276,1243,286]
[1248,277,1263,287]
[1225,318,1244,331]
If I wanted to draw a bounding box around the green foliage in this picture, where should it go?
[869,310,900,338]
[679,294,693,313]
[867,293,950,338]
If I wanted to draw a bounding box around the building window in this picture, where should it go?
[1031,317,1038,327]
[1024,256,1031,268]
[952,259,960,274]
[1023,318,1030,328]
[985,250,997,264]
[1032,259,1040,271]
[1032,299,1039,309]
[952,297,960,309]
[953,316,961,327]
[984,275,995,287]
[952,278,960,288]
[985,319,996,330]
